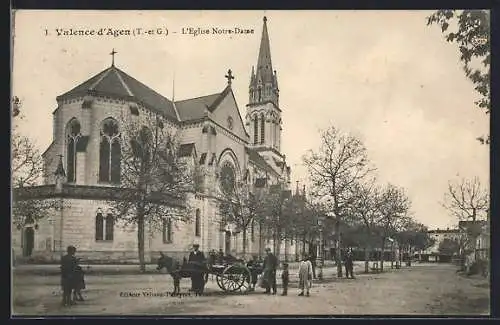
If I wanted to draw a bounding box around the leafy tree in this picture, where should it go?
[427,10,490,144]
[107,114,194,272]
[438,238,460,256]
[303,126,374,277]
[348,180,384,272]
[394,221,435,260]
[374,184,412,272]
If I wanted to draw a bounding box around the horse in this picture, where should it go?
[156,253,210,295]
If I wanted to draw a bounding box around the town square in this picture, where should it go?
[11,10,490,316]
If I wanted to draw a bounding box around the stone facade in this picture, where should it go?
[13,17,301,263]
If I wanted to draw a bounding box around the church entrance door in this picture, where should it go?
[23,227,34,257]
[225,231,231,254]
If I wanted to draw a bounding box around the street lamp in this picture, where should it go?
[317,216,324,280]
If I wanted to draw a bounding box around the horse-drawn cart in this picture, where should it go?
[157,254,263,294]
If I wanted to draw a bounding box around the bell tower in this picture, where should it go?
[246,16,283,157]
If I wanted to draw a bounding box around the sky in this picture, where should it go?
[11,10,489,230]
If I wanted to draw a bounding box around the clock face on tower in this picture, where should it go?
[220,162,236,194]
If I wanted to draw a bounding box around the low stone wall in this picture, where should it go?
[15,250,191,264]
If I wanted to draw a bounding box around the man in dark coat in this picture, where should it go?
[60,245,78,306]
[188,243,206,294]
[262,247,278,294]
[344,248,355,279]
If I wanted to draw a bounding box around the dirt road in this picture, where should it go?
[12,263,489,316]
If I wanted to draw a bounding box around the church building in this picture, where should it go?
[13,17,299,263]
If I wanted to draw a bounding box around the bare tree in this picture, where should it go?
[443,177,489,221]
[11,96,55,228]
[288,196,320,258]
[348,180,383,273]
[218,182,257,256]
[255,184,293,262]
[374,184,412,272]
[107,114,194,272]
[11,97,44,188]
[303,126,374,277]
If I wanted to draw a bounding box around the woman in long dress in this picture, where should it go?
[298,254,313,296]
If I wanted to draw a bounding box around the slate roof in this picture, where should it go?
[178,143,196,157]
[245,147,277,176]
[174,93,220,121]
[174,87,231,122]
[57,66,178,121]
[57,65,235,125]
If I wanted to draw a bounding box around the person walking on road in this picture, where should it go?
[188,243,206,295]
[281,262,289,296]
[298,253,313,297]
[263,247,278,295]
[344,248,355,279]
[60,245,78,306]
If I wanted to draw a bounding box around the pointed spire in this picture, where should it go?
[54,154,66,177]
[248,16,279,107]
[256,16,273,83]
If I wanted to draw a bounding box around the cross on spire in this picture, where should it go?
[225,69,235,86]
[110,48,117,66]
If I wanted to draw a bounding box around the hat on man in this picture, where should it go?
[193,243,200,248]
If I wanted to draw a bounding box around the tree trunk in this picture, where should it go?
[285,233,290,262]
[302,233,306,256]
[242,228,247,257]
[258,221,263,259]
[364,247,369,273]
[137,213,146,273]
[379,238,385,272]
[335,221,342,277]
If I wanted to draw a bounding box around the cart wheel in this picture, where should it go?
[216,274,224,290]
[219,264,252,293]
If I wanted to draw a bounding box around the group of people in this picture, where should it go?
[60,246,86,307]
[255,248,315,296]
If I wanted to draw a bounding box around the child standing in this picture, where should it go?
[281,263,289,296]
[171,263,181,297]
[72,264,85,302]
[298,254,313,297]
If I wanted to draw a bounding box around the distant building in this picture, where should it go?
[458,220,490,262]
[416,228,461,262]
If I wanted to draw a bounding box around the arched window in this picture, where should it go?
[195,209,201,237]
[66,119,81,183]
[95,213,104,240]
[105,214,114,241]
[253,115,258,144]
[99,118,121,183]
[163,218,172,243]
[260,114,265,144]
[96,212,114,241]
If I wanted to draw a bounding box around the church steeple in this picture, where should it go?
[248,16,279,107]
[246,16,283,155]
